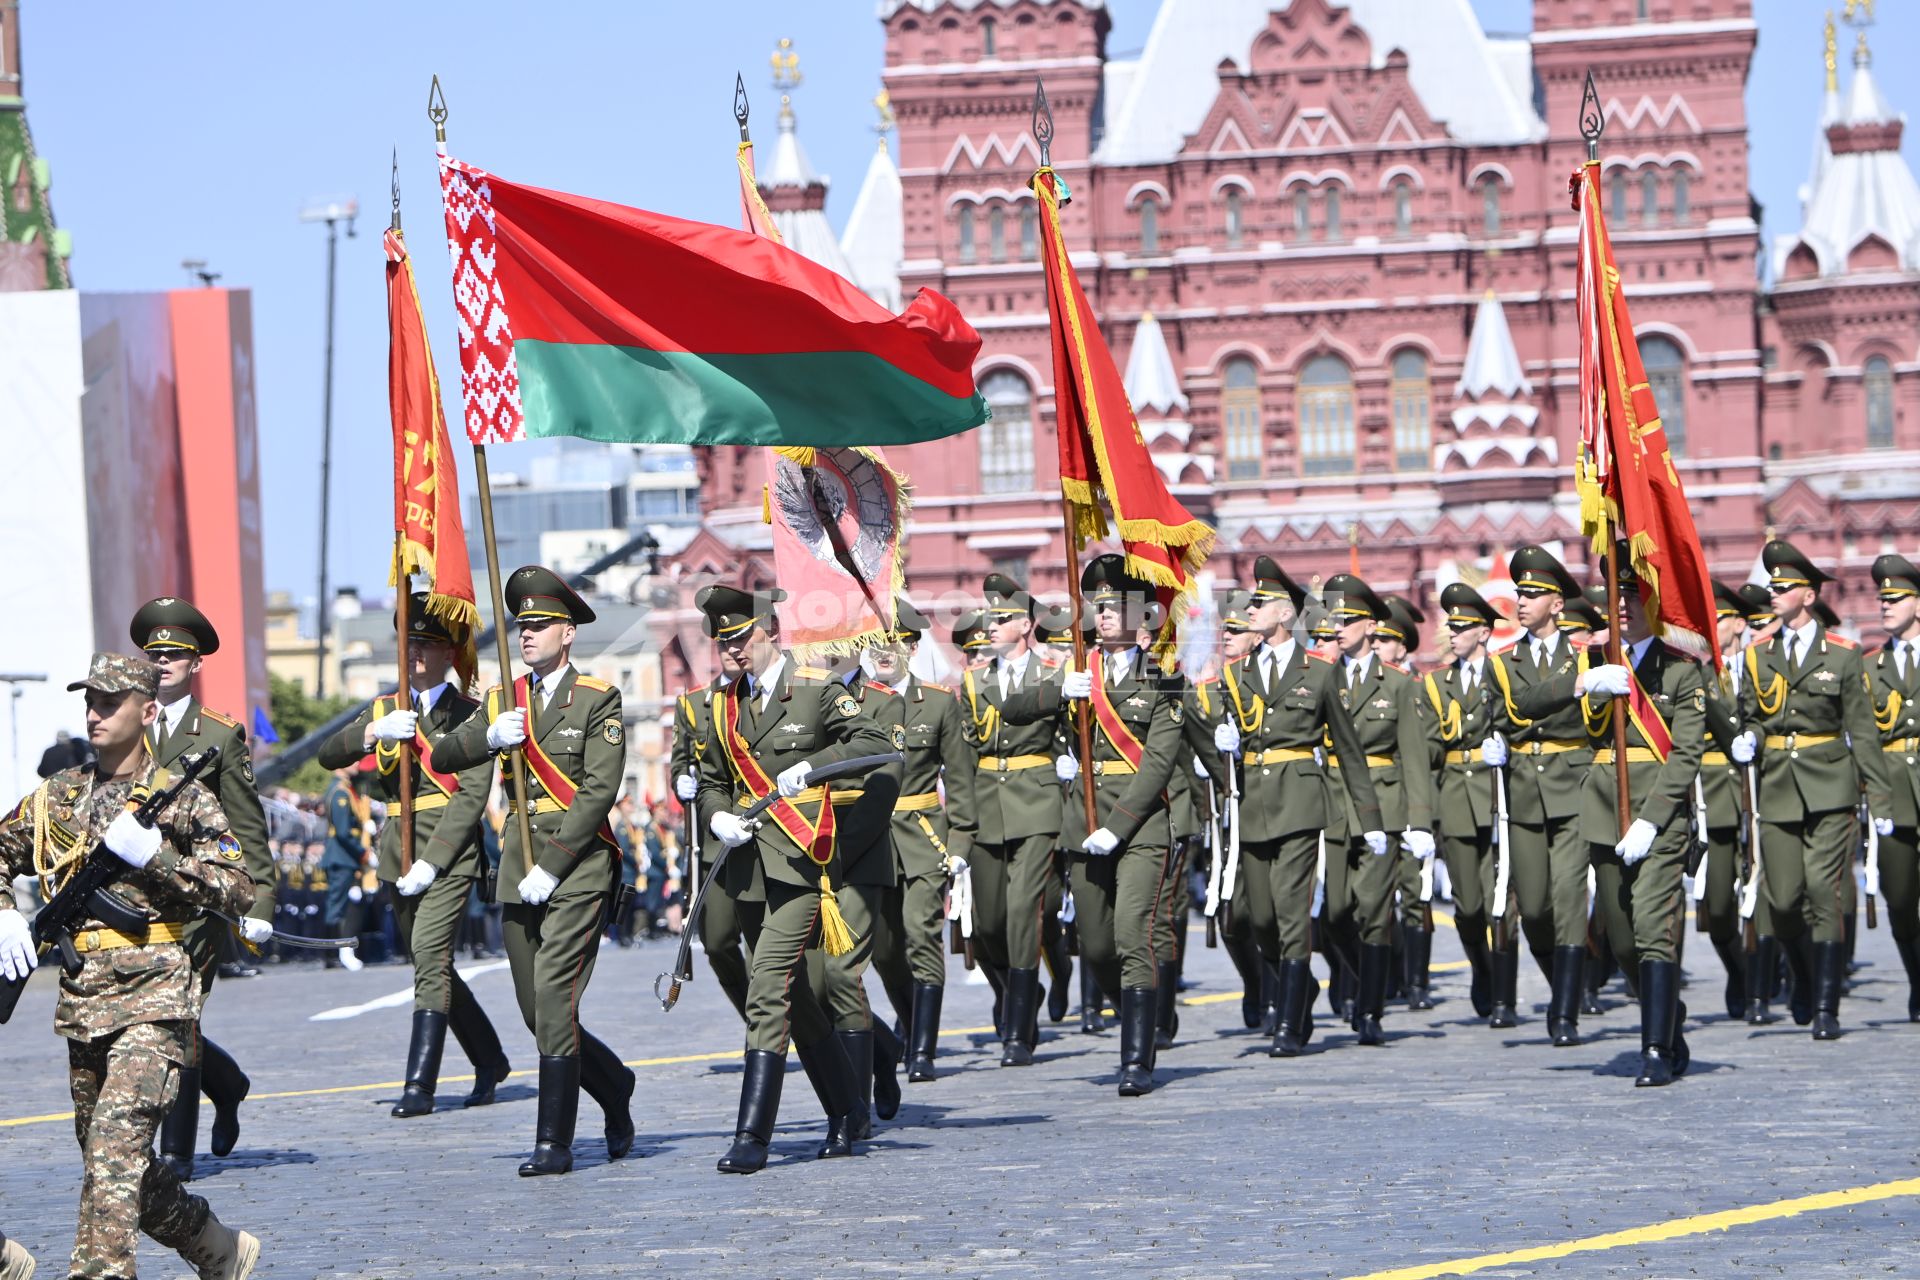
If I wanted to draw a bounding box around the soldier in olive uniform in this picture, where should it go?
[669,651,750,1021]
[1512,552,1705,1085]
[1314,576,1437,1045]
[315,597,512,1117]
[692,586,892,1174]
[1479,546,1598,1044]
[1723,583,1786,1021]
[1211,557,1385,1057]
[129,599,274,1183]
[0,654,259,1278]
[1006,556,1185,1094]
[1696,581,1760,1019]
[431,567,635,1176]
[1375,594,1439,1010]
[865,598,978,1083]
[1033,614,1084,1027]
[1731,540,1894,1040]
[1865,554,1920,1020]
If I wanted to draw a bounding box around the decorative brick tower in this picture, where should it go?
[0,0,70,290]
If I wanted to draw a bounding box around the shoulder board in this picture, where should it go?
[1037,651,1066,668]
[200,707,239,729]
[1569,639,1592,652]
[1307,651,1333,664]
[446,689,482,709]
[1827,634,1858,650]
[1383,661,1409,675]
[794,666,833,680]
[1193,675,1219,687]
[864,681,899,697]
[485,683,504,699]
[573,674,614,691]
[1659,641,1694,660]
[921,682,952,694]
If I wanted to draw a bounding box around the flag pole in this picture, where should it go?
[431,77,537,872]
[1582,69,1631,839]
[1033,78,1099,837]
[390,153,417,877]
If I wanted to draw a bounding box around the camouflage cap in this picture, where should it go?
[67,651,160,698]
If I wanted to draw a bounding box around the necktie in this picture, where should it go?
[1463,664,1477,697]
[1786,634,1800,671]
[1110,656,1125,686]
[1348,662,1361,690]
[154,717,170,756]
[1900,641,1911,681]
[1534,641,1550,674]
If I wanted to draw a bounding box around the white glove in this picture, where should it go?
[518,866,560,906]
[1214,721,1241,755]
[1364,830,1389,858]
[370,708,419,744]
[104,811,162,869]
[238,916,273,946]
[675,771,698,802]
[1616,818,1658,866]
[710,811,754,848]
[1730,731,1756,764]
[1083,827,1120,857]
[1403,829,1436,861]
[1584,664,1631,697]
[1191,755,1209,780]
[943,855,970,877]
[396,860,439,897]
[1060,669,1093,700]
[1480,734,1508,767]
[486,709,527,751]
[1055,754,1080,783]
[776,761,814,799]
[347,885,364,903]
[1874,815,1895,838]
[0,909,36,982]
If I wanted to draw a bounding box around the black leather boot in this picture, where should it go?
[1811,940,1845,1040]
[836,1029,877,1137]
[1582,948,1608,1016]
[1154,960,1180,1050]
[1044,931,1072,1023]
[1634,960,1677,1087]
[872,1021,903,1120]
[579,1032,636,1160]
[717,1049,784,1174]
[1898,935,1920,1023]
[1784,937,1816,1026]
[1745,936,1777,1024]
[1405,929,1434,1012]
[1225,931,1263,1028]
[391,1009,447,1118]
[906,983,943,1082]
[1079,962,1107,1033]
[1270,960,1314,1057]
[200,1038,249,1158]
[1353,944,1390,1046]
[1117,987,1156,1096]
[518,1056,579,1176]
[1488,946,1519,1029]
[800,1036,866,1157]
[984,964,1009,1038]
[1000,967,1039,1065]
[448,984,511,1106]
[1259,960,1282,1037]
[1457,926,1492,1018]
[1711,936,1748,1021]
[1549,946,1584,1047]
[160,1067,200,1182]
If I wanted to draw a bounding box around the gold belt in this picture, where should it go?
[979,754,1051,772]
[72,921,188,954]
[1244,747,1316,766]
[1764,732,1838,750]
[511,796,568,815]
[829,790,864,806]
[1329,753,1394,769]
[1517,739,1587,755]
[895,792,941,811]
[1592,747,1662,765]
[1702,750,1731,766]
[738,786,825,807]
[409,793,450,812]
[1091,759,1136,776]
[1445,749,1479,767]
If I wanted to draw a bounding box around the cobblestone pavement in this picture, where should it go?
[2,916,1916,1279]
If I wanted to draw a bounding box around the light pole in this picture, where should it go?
[300,197,358,698]
[0,671,46,797]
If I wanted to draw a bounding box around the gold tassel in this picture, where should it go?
[761,484,772,525]
[817,874,857,957]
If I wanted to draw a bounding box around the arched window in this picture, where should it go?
[1392,182,1412,238]
[1324,188,1342,242]
[1640,171,1658,226]
[1481,178,1501,235]
[957,204,976,264]
[979,370,1034,492]
[1222,357,1263,480]
[1672,171,1691,223]
[1390,349,1431,471]
[1138,197,1160,254]
[1019,202,1037,260]
[1298,355,1356,476]
[1867,355,1895,449]
[1224,189,1244,249]
[1640,335,1687,458]
[1610,171,1628,225]
[980,15,996,57]
[988,205,1006,263]
[1293,188,1311,238]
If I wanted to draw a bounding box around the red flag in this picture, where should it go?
[1570,162,1717,666]
[1032,167,1214,665]
[386,226,479,681]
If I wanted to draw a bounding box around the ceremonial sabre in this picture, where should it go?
[1201,775,1222,948]
[1220,749,1243,930]
[1738,763,1764,951]
[1691,777,1710,931]
[1863,799,1881,930]
[946,857,975,969]
[655,751,903,1011]
[1491,733,1513,951]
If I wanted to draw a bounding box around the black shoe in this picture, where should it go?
[580,1032,636,1160]
[1353,944,1390,1046]
[1044,932,1072,1023]
[1634,959,1679,1087]
[160,1067,199,1183]
[872,1021,904,1120]
[1896,936,1920,1023]
[1458,928,1493,1018]
[1117,987,1156,1096]
[1154,960,1180,1050]
[1784,938,1815,1026]
[391,1010,447,1118]
[1548,946,1584,1047]
[1270,960,1314,1057]
[1671,997,1691,1077]
[200,1039,249,1159]
[1405,930,1434,1012]
[835,1029,876,1138]
[518,1056,580,1176]
[1000,967,1040,1066]
[717,1050,784,1174]
[906,983,943,1083]
[1811,940,1845,1041]
[1079,962,1107,1034]
[1259,961,1282,1037]
[1582,946,1610,1016]
[447,986,511,1107]
[1488,947,1519,1029]
[799,1036,865,1157]
[1745,936,1776,1024]
[1711,936,1748,1021]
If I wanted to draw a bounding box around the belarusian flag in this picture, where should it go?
[437,151,987,447]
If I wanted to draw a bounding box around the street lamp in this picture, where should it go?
[0,671,47,795]
[300,196,358,699]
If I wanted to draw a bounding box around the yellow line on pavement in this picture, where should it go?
[1343,1177,1920,1280]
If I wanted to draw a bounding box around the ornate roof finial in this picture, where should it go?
[1825,10,1839,93]
[872,89,895,151]
[771,37,801,128]
[1855,28,1871,68]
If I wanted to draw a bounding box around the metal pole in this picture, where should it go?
[315,215,340,699]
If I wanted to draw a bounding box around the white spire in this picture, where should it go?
[1843,36,1896,126]
[1455,291,1532,401]
[765,97,821,189]
[1123,312,1188,417]
[840,140,903,313]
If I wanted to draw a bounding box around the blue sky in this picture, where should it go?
[22,0,1916,604]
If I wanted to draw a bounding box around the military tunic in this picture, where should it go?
[1865,641,1920,947]
[670,680,752,1019]
[1321,656,1435,946]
